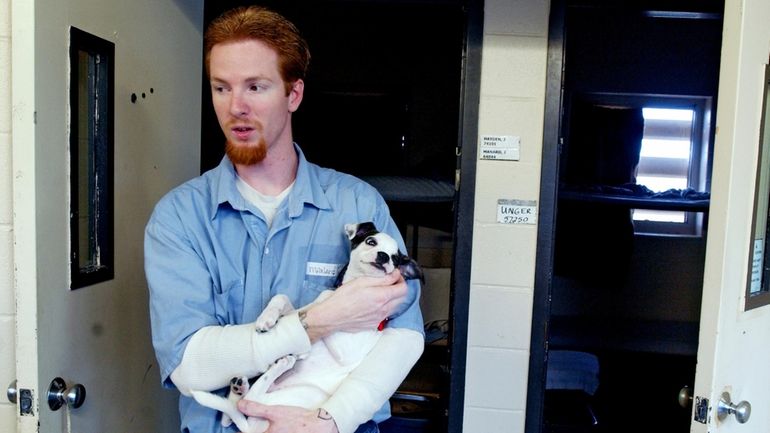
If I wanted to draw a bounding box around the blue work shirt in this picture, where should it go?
[145,145,424,433]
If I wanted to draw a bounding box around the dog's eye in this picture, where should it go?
[365,237,377,247]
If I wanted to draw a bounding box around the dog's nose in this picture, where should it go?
[376,252,390,265]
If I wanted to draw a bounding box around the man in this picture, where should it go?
[144,6,424,433]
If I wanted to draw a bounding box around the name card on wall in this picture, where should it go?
[479,135,520,161]
[497,199,537,225]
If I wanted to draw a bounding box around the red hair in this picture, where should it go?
[204,6,310,95]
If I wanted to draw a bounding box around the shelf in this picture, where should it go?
[549,315,700,356]
[361,176,455,203]
[559,188,710,212]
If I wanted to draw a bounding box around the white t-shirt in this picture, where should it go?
[236,175,295,227]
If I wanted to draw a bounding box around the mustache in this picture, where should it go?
[226,119,264,131]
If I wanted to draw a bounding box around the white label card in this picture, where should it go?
[306,262,342,278]
[480,135,521,161]
[497,199,537,225]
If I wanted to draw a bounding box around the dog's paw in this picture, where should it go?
[264,355,297,381]
[228,376,250,398]
[276,354,297,370]
[255,308,282,332]
[255,294,295,332]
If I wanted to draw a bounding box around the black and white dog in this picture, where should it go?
[191,222,423,433]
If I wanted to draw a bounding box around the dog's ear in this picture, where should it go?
[344,223,359,240]
[395,253,425,283]
[344,222,378,241]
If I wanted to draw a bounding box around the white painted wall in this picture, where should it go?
[0,0,16,429]
[463,1,550,431]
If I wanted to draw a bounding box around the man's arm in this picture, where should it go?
[145,199,311,393]
[301,271,407,341]
[238,403,340,433]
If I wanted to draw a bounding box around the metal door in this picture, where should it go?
[691,0,770,431]
[10,0,203,431]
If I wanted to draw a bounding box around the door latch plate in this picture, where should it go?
[694,396,709,424]
[19,388,34,416]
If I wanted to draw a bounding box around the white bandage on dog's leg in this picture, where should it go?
[322,328,424,433]
[171,312,311,395]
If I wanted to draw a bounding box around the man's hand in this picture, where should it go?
[237,400,339,433]
[303,270,408,342]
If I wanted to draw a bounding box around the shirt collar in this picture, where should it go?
[287,144,332,217]
[209,144,331,220]
[210,156,244,219]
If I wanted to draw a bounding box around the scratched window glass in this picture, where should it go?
[70,27,114,289]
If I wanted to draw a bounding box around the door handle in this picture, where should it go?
[47,377,86,411]
[677,385,692,408]
[717,391,751,424]
[6,380,17,404]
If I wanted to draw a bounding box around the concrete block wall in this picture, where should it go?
[462,1,549,432]
[0,0,16,430]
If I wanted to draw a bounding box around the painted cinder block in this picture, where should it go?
[0,227,12,316]
[478,96,545,166]
[0,37,10,134]
[480,35,548,99]
[464,346,530,410]
[484,0,550,37]
[470,223,537,288]
[463,406,525,433]
[468,285,533,350]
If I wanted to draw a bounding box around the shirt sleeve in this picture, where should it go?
[144,196,310,389]
[321,328,424,433]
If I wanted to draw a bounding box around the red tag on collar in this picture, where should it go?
[378,319,389,331]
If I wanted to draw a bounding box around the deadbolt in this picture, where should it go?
[47,377,86,411]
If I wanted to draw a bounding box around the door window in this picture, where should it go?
[69,27,114,289]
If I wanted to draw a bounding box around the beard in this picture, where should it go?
[225,138,268,165]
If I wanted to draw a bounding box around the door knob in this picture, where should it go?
[717,391,751,424]
[47,377,86,411]
[677,385,692,408]
[6,380,17,404]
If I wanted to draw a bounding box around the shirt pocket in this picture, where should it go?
[298,244,347,305]
[213,280,243,324]
[300,279,334,307]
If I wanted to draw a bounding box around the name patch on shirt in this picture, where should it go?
[306,262,342,278]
